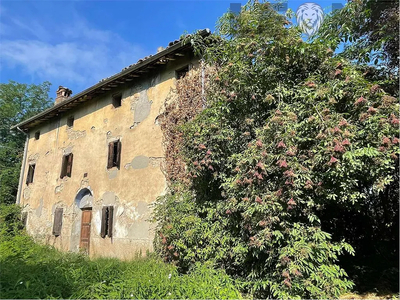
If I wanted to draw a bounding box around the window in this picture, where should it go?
[100,206,114,238]
[34,131,40,140]
[21,212,28,227]
[67,116,74,127]
[26,164,35,185]
[60,153,73,178]
[52,208,63,236]
[112,93,122,108]
[176,65,189,79]
[107,140,121,169]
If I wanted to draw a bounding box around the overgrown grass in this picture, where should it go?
[0,221,241,299]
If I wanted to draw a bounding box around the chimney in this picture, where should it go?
[55,86,72,105]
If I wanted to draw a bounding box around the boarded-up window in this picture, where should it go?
[26,164,35,185]
[60,153,73,178]
[100,206,114,238]
[67,116,74,127]
[107,140,121,169]
[52,208,63,236]
[112,94,122,108]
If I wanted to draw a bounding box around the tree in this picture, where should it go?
[154,1,399,298]
[318,0,399,74]
[0,81,52,205]
[314,0,400,291]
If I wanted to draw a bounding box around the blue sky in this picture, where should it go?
[0,0,345,100]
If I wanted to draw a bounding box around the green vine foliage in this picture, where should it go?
[154,1,399,298]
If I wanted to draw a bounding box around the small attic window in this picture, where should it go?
[176,65,189,79]
[112,94,122,108]
[34,131,40,140]
[67,116,74,128]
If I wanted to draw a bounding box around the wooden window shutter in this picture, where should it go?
[26,166,31,184]
[66,154,73,177]
[60,156,67,178]
[21,212,28,227]
[26,169,30,185]
[116,141,121,169]
[100,206,107,238]
[52,208,63,236]
[107,206,114,238]
[107,142,114,169]
[30,165,35,183]
[100,206,114,238]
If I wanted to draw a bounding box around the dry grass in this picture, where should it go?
[340,292,399,299]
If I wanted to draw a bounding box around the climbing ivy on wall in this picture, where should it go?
[159,65,214,185]
[154,1,399,298]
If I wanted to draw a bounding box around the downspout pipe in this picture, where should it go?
[15,126,29,205]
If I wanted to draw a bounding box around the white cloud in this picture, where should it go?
[0,14,146,92]
[10,18,51,41]
[62,18,115,43]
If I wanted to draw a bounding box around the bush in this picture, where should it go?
[0,204,24,239]
[154,1,399,298]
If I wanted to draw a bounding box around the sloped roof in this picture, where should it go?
[11,29,210,131]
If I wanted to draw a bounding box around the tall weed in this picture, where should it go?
[0,233,241,299]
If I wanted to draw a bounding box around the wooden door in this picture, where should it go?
[79,209,92,253]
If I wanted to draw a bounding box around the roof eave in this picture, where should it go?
[11,29,210,131]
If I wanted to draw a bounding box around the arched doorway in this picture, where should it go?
[75,188,93,209]
[75,188,93,253]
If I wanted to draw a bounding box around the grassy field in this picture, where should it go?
[0,234,241,299]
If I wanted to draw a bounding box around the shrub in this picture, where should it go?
[0,204,24,239]
[154,1,399,298]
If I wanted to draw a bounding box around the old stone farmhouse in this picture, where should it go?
[11,29,209,259]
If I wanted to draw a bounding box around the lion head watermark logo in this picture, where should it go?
[296,2,324,37]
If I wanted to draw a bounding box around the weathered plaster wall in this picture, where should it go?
[20,55,198,259]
